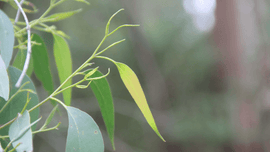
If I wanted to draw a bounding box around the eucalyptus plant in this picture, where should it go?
[0,0,165,151]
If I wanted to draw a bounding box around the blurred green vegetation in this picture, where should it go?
[2,0,235,151]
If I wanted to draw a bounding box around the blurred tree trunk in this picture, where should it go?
[214,0,269,151]
[0,2,4,9]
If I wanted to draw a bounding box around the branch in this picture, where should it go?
[14,0,32,88]
[14,0,25,24]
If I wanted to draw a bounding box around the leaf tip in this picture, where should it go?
[112,143,116,151]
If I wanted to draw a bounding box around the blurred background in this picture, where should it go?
[2,0,270,151]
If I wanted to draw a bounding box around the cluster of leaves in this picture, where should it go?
[0,0,164,151]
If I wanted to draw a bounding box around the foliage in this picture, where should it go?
[0,0,164,151]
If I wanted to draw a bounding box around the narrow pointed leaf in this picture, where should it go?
[8,111,32,152]
[3,1,37,13]
[53,34,72,106]
[13,49,34,77]
[32,34,54,95]
[75,0,90,5]
[85,70,115,149]
[114,62,165,141]
[66,106,104,152]
[44,9,82,22]
[85,69,110,81]
[84,67,99,79]
[0,55,9,101]
[56,30,70,39]
[41,105,59,130]
[0,10,14,68]
[75,81,91,89]
[0,67,39,136]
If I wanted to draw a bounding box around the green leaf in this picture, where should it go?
[0,67,39,136]
[44,9,82,22]
[12,49,34,77]
[86,70,115,149]
[0,55,9,101]
[0,10,14,68]
[84,67,99,79]
[40,105,58,130]
[75,0,90,5]
[75,81,91,89]
[85,69,110,81]
[32,34,54,95]
[66,106,104,152]
[8,111,32,152]
[56,30,70,39]
[53,34,72,106]
[114,62,165,142]
[2,0,37,13]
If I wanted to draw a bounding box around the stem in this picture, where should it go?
[0,116,17,131]
[15,0,65,34]
[0,122,61,140]
[107,24,140,37]
[14,0,32,88]
[28,96,50,113]
[92,36,107,55]
[95,39,125,56]
[0,82,30,114]
[14,0,25,24]
[29,35,106,111]
[8,143,21,152]
[50,97,66,108]
[53,79,85,96]
[33,122,61,134]
[95,55,116,64]
[20,92,31,114]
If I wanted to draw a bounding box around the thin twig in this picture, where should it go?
[14,0,25,24]
[14,0,32,88]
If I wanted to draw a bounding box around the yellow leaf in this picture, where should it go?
[115,62,165,142]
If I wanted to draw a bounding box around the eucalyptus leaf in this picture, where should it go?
[9,111,33,152]
[75,0,90,5]
[13,49,34,77]
[66,106,104,152]
[75,81,91,89]
[87,70,115,149]
[40,105,59,130]
[53,34,72,106]
[0,67,39,136]
[4,1,36,13]
[84,67,99,79]
[44,9,82,22]
[32,34,54,95]
[0,10,14,68]
[0,55,9,101]
[114,62,165,141]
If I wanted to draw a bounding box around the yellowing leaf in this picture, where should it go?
[114,62,165,142]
